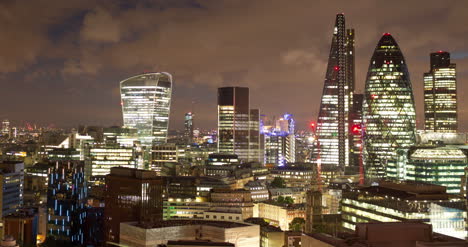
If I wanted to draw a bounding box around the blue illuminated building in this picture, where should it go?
[47,161,87,245]
[263,113,296,166]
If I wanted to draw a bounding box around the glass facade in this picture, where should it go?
[316,14,354,170]
[390,145,468,194]
[424,51,457,132]
[363,33,416,179]
[184,112,194,143]
[341,187,467,239]
[218,87,259,162]
[120,72,172,147]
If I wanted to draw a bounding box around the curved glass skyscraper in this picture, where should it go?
[120,72,172,147]
[363,34,416,179]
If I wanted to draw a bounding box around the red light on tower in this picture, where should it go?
[334,66,340,71]
[371,94,378,99]
[352,124,361,134]
[383,32,391,36]
[310,122,316,131]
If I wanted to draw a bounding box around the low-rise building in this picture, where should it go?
[119,220,260,247]
[341,181,466,239]
[256,202,305,231]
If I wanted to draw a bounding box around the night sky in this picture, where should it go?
[1,0,467,131]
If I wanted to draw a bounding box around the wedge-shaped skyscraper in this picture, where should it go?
[316,14,354,171]
[363,34,416,179]
[120,72,172,147]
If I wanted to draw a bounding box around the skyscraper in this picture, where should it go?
[349,93,363,168]
[363,33,416,179]
[249,109,262,163]
[316,14,353,171]
[424,51,457,132]
[120,72,173,147]
[104,167,165,243]
[47,161,87,244]
[184,112,194,143]
[217,87,251,161]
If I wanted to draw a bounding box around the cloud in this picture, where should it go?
[0,0,467,131]
[81,7,120,43]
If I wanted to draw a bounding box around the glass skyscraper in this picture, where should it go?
[217,87,260,162]
[363,33,416,179]
[316,14,354,171]
[120,72,172,147]
[184,112,194,143]
[424,51,457,132]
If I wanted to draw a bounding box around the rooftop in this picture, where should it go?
[129,220,253,229]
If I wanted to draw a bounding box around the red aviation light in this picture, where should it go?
[334,66,340,71]
[352,124,361,134]
[438,50,444,53]
[383,32,391,36]
[371,94,378,99]
[310,122,316,131]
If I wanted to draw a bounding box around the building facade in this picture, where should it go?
[217,87,260,162]
[363,33,416,179]
[120,72,172,147]
[184,112,194,143]
[341,181,466,239]
[104,167,166,243]
[46,161,87,244]
[0,162,24,238]
[424,51,457,132]
[316,14,354,171]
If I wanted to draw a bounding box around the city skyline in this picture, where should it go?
[0,1,467,131]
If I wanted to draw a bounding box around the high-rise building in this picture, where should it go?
[120,72,173,147]
[1,120,10,136]
[316,14,354,171]
[218,87,259,162]
[47,161,87,244]
[363,33,416,179]
[349,93,363,168]
[249,109,262,163]
[184,112,194,143]
[0,162,24,238]
[104,167,166,243]
[424,51,457,132]
[263,114,295,165]
[84,143,136,182]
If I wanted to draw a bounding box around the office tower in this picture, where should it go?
[0,162,24,238]
[103,126,138,147]
[264,133,287,166]
[363,33,416,179]
[217,87,250,161]
[104,167,165,243]
[47,161,87,244]
[184,112,194,143]
[349,93,363,168]
[249,109,261,163]
[424,51,457,132]
[1,120,9,135]
[84,143,136,182]
[120,72,173,147]
[277,113,296,163]
[316,14,353,171]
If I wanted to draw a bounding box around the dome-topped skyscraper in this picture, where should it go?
[363,33,416,179]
